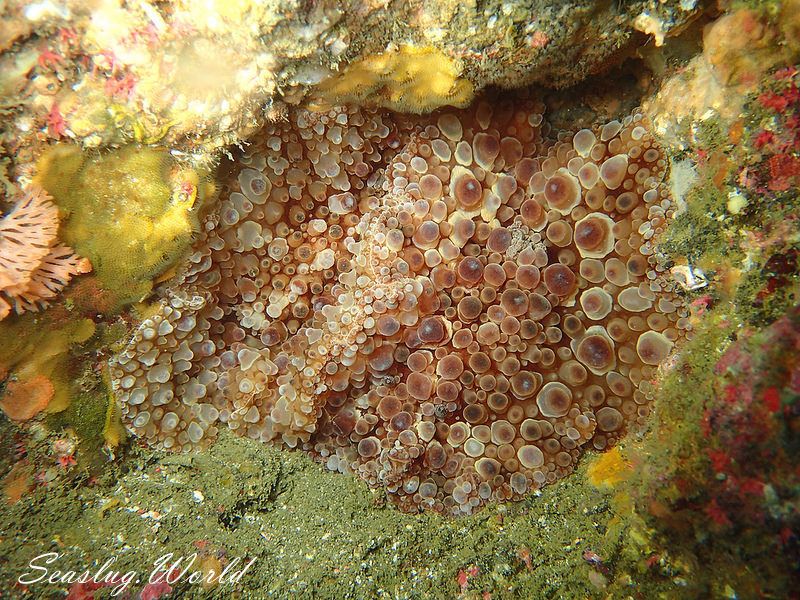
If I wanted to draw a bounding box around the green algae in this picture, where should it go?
[0,427,629,599]
[659,88,800,329]
[635,312,735,496]
[610,306,800,599]
[48,389,108,462]
[602,62,800,597]
[661,179,738,268]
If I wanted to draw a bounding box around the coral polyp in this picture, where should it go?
[111,95,687,515]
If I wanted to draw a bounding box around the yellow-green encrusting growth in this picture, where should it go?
[310,45,474,114]
[35,144,216,309]
[0,312,96,415]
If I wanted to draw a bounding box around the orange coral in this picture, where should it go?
[0,186,91,319]
[0,374,55,421]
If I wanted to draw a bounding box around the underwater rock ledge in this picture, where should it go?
[0,0,701,172]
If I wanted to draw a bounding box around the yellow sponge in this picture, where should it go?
[311,45,474,113]
[35,144,216,309]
